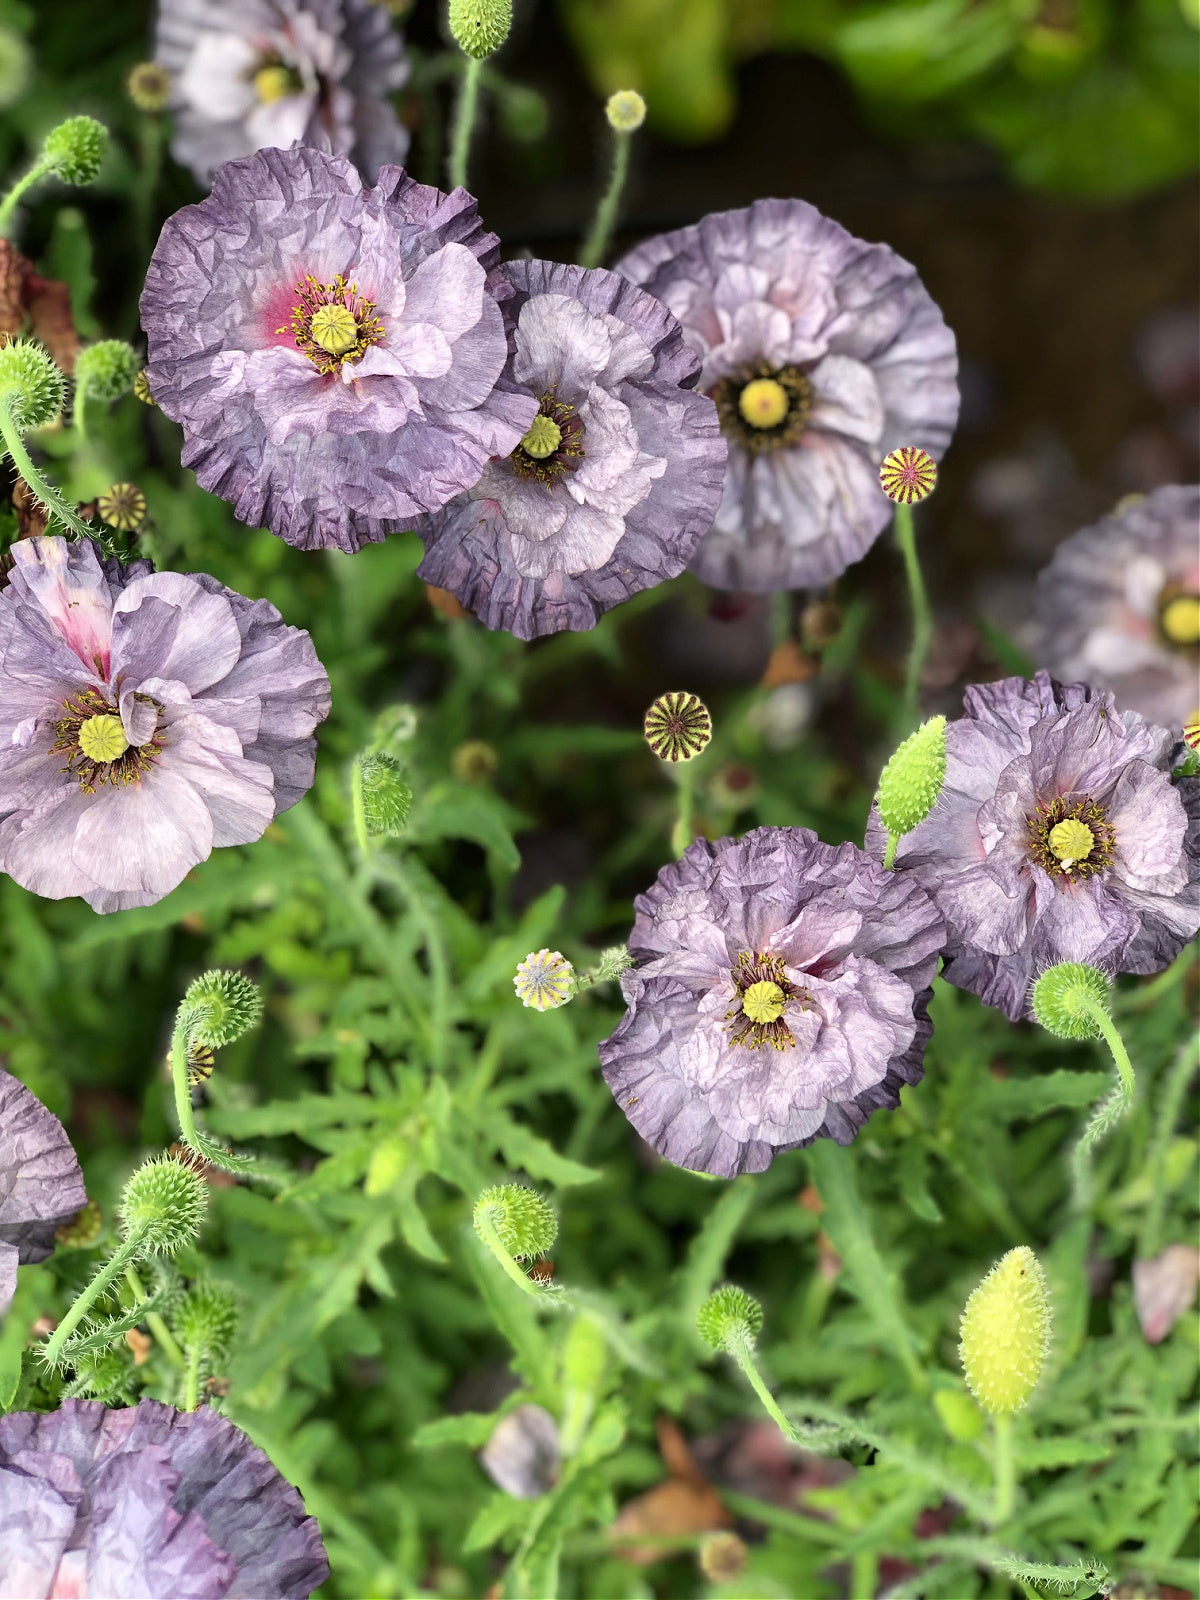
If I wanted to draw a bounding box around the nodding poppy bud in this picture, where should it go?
[696,1284,764,1355]
[474,1184,558,1261]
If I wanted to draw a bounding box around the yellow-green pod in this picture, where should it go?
[959,1246,1052,1415]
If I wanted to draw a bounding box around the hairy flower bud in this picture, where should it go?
[120,1156,208,1256]
[696,1284,764,1354]
[605,90,646,132]
[74,340,139,402]
[181,970,263,1049]
[474,1184,558,1260]
[358,751,413,837]
[1030,962,1112,1041]
[593,945,632,983]
[514,949,575,1011]
[42,116,108,185]
[0,340,65,428]
[876,715,947,838]
[959,1246,1052,1414]
[448,0,512,59]
[176,1278,239,1360]
[644,691,712,763]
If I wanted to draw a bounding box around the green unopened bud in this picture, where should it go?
[67,1344,134,1402]
[448,0,512,59]
[644,691,712,763]
[959,1246,1052,1415]
[120,1155,208,1256]
[127,61,171,113]
[75,339,138,402]
[175,1278,239,1360]
[0,341,65,429]
[1031,962,1111,1041]
[358,751,413,837]
[180,969,263,1049]
[697,1284,763,1354]
[42,116,108,185]
[474,1184,558,1260]
[514,949,575,1011]
[593,945,632,983]
[877,715,946,839]
[56,1198,103,1249]
[605,89,646,132]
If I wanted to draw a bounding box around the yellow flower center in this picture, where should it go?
[520,414,563,460]
[77,714,130,765]
[310,304,361,358]
[1160,594,1200,646]
[737,378,790,430]
[254,65,298,104]
[741,980,786,1025]
[1047,818,1094,865]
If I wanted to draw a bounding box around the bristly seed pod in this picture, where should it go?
[474,1184,558,1260]
[42,115,108,185]
[1030,962,1112,1041]
[876,715,947,839]
[644,691,712,763]
[696,1284,764,1354]
[120,1155,208,1257]
[180,970,263,1049]
[959,1246,1052,1414]
[358,750,413,837]
[514,949,575,1011]
[879,445,938,505]
[448,0,512,59]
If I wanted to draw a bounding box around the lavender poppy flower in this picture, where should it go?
[0,535,330,913]
[616,199,959,592]
[479,1405,561,1499]
[0,1398,328,1597]
[0,1066,86,1317]
[867,671,1200,1020]
[598,827,946,1178]
[141,146,537,553]
[414,259,726,638]
[155,0,409,186]
[1033,485,1200,729]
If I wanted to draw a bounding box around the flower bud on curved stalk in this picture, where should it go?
[446,0,512,189]
[0,116,108,238]
[697,1286,803,1445]
[73,339,138,438]
[473,1184,559,1299]
[0,342,90,537]
[579,88,647,269]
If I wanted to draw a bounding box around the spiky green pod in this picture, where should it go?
[877,715,946,838]
[120,1156,207,1256]
[448,0,512,59]
[358,751,413,837]
[0,341,65,428]
[959,1247,1052,1414]
[181,969,263,1048]
[696,1284,764,1354]
[176,1278,239,1361]
[42,115,107,184]
[474,1184,557,1260]
[74,339,138,402]
[1031,962,1111,1041]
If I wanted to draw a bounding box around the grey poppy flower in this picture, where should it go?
[1033,485,1200,729]
[479,1404,561,1499]
[0,1067,86,1317]
[598,827,946,1177]
[142,146,536,553]
[616,199,959,592]
[155,0,409,185]
[867,671,1200,1020]
[0,1398,328,1597]
[0,535,330,912]
[414,259,726,638]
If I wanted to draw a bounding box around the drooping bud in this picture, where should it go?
[514,949,575,1011]
[127,61,171,113]
[74,339,139,402]
[175,1277,239,1361]
[358,751,413,837]
[473,1184,558,1260]
[120,1155,208,1256]
[42,116,108,185]
[605,89,646,132]
[593,945,632,983]
[97,482,147,531]
[644,691,712,763]
[1030,962,1111,1041]
[696,1284,764,1354]
[180,969,263,1049]
[448,0,512,60]
[879,445,937,505]
[0,340,65,428]
[959,1246,1052,1414]
[876,715,946,840]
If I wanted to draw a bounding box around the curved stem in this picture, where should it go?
[893,503,931,721]
[0,158,51,238]
[0,397,92,538]
[71,378,90,443]
[125,1266,185,1369]
[991,1412,1016,1525]
[580,130,632,269]
[1088,1003,1135,1101]
[350,755,371,861]
[42,1231,147,1370]
[447,55,484,191]
[725,1331,802,1445]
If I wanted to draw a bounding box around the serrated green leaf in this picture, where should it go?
[463,1490,536,1554]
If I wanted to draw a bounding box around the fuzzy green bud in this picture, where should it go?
[175,1278,239,1360]
[56,1198,103,1249]
[120,1156,208,1256]
[74,339,139,402]
[180,969,263,1049]
[696,1284,764,1354]
[594,945,632,983]
[448,0,512,59]
[67,1344,134,1402]
[1031,961,1112,1041]
[959,1246,1052,1415]
[605,90,646,132]
[877,715,946,838]
[358,751,413,837]
[0,341,65,429]
[474,1184,558,1260]
[42,116,108,185]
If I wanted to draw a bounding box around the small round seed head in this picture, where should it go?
[880,445,938,505]
[181,969,263,1049]
[75,339,139,402]
[97,482,147,531]
[696,1284,764,1353]
[959,1246,1052,1414]
[1030,961,1112,1041]
[448,0,512,60]
[452,738,499,783]
[120,1155,208,1256]
[55,1197,103,1249]
[644,691,712,763]
[0,341,65,428]
[876,715,947,838]
[474,1184,558,1259]
[133,369,155,405]
[605,89,646,132]
[358,751,413,837]
[1183,711,1199,752]
[127,60,171,113]
[514,949,575,1011]
[42,115,108,185]
[698,1531,748,1583]
[175,1277,239,1359]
